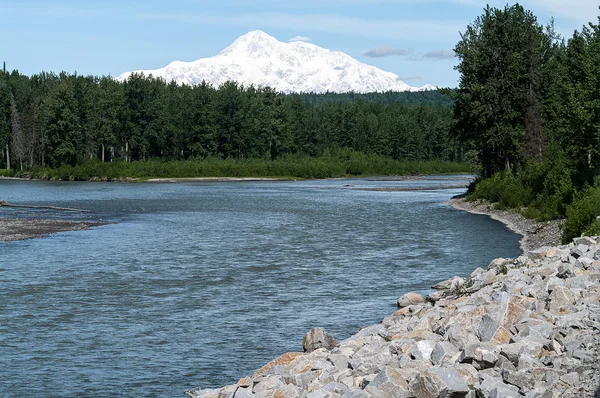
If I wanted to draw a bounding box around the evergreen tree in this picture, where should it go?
[451,4,556,176]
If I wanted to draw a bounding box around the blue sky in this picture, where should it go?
[1,0,598,88]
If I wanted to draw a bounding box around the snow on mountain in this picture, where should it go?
[117,30,435,93]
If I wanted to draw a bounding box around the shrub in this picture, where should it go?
[562,186,600,243]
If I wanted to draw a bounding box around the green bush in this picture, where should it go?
[562,186,600,243]
[469,169,532,209]
[468,158,576,222]
[5,154,471,181]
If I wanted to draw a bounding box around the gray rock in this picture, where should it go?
[563,339,581,352]
[477,374,515,397]
[350,354,390,375]
[429,367,470,396]
[575,237,596,246]
[293,370,321,389]
[341,391,371,398]
[459,343,477,364]
[545,276,565,292]
[494,355,517,372]
[431,342,460,366]
[455,363,479,387]
[570,248,584,259]
[397,292,426,308]
[476,314,501,342]
[525,388,555,398]
[557,264,575,279]
[571,348,593,361]
[253,375,284,393]
[409,367,469,398]
[432,276,463,290]
[366,366,410,398]
[560,372,580,386]
[303,328,338,353]
[502,369,535,390]
[227,387,253,398]
[489,385,520,398]
[306,382,349,398]
[328,354,350,371]
[499,343,525,366]
[184,388,221,398]
[549,286,575,313]
[410,340,436,361]
[473,345,498,369]
[518,353,544,370]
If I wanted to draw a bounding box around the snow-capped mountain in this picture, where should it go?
[118,30,434,93]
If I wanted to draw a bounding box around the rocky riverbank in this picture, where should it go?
[449,198,563,252]
[186,236,600,397]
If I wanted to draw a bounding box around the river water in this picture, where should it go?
[0,176,520,397]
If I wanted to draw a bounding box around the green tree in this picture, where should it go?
[44,78,82,167]
[452,4,556,176]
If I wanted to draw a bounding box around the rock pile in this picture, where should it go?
[186,237,600,398]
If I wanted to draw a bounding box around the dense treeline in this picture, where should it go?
[0,68,464,176]
[451,4,600,242]
[288,90,454,107]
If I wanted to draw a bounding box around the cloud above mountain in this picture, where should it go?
[288,36,311,42]
[423,49,455,60]
[365,46,455,61]
[364,46,413,58]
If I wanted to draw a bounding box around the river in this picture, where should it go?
[0,175,520,397]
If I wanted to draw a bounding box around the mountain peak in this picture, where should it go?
[118,31,434,93]
[240,30,276,41]
[219,30,280,58]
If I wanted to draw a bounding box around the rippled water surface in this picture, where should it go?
[0,176,520,397]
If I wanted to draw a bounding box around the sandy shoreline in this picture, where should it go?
[448,197,563,252]
[144,177,292,183]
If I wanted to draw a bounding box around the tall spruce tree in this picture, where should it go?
[451,4,556,177]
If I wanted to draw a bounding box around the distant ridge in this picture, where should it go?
[118,30,435,94]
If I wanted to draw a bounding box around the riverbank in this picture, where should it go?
[449,197,563,252]
[144,177,291,183]
[0,157,471,182]
[185,211,598,397]
[0,218,106,241]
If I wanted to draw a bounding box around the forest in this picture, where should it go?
[450,4,600,242]
[0,69,465,179]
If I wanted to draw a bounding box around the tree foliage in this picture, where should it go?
[452,4,559,176]
[456,4,600,241]
[0,70,463,171]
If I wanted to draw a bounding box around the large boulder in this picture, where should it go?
[397,292,426,308]
[365,366,410,398]
[409,367,469,398]
[302,327,338,353]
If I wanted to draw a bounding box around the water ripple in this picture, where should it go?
[0,177,519,397]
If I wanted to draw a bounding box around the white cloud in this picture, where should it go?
[364,46,413,58]
[423,49,455,60]
[288,36,311,42]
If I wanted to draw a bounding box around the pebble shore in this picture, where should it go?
[0,218,105,241]
[185,200,600,398]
